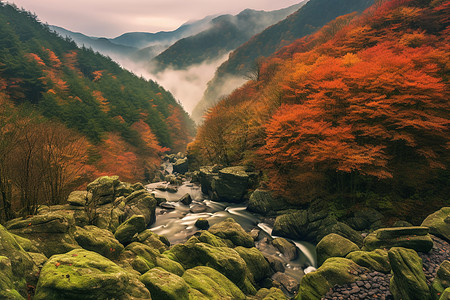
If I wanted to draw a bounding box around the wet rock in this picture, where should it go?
[66,190,87,206]
[316,233,359,265]
[114,215,146,245]
[272,272,299,294]
[388,247,431,300]
[346,249,391,273]
[195,218,209,230]
[154,195,166,205]
[159,202,176,209]
[265,254,285,273]
[247,189,287,215]
[190,204,208,213]
[422,207,450,242]
[34,249,150,300]
[173,158,189,174]
[140,267,189,300]
[179,193,192,205]
[182,266,246,299]
[72,225,123,260]
[363,227,434,253]
[249,228,261,241]
[166,186,179,193]
[235,246,272,282]
[272,237,298,261]
[208,218,255,247]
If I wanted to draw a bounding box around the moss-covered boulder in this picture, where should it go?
[34,249,150,300]
[140,267,189,300]
[363,227,433,253]
[316,233,359,265]
[0,256,25,300]
[66,191,87,206]
[132,229,170,253]
[173,158,189,174]
[208,218,254,247]
[346,249,391,273]
[91,202,124,232]
[196,230,231,247]
[422,207,450,242]
[432,260,450,299]
[123,190,157,226]
[114,215,146,245]
[440,287,450,300]
[6,213,79,257]
[86,175,120,205]
[247,189,287,215]
[295,257,368,300]
[182,266,246,300]
[255,287,287,299]
[213,166,252,202]
[11,233,40,253]
[235,246,271,283]
[272,237,298,261]
[388,247,431,300]
[72,226,123,260]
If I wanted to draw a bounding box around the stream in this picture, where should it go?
[146,161,317,282]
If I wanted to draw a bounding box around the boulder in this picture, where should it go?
[92,202,124,232]
[272,272,299,294]
[182,266,246,300]
[272,237,298,261]
[346,249,391,273]
[34,249,150,300]
[140,267,189,300]
[235,246,272,283]
[198,166,218,196]
[388,247,431,300]
[346,208,384,231]
[195,230,231,247]
[0,256,24,300]
[213,166,255,202]
[247,189,286,215]
[173,158,189,174]
[179,193,192,205]
[72,225,124,260]
[440,287,450,300]
[195,218,209,230]
[114,215,146,245]
[37,204,89,228]
[316,233,359,265]
[11,233,40,253]
[296,257,367,300]
[133,229,170,253]
[190,204,208,213]
[6,213,79,257]
[265,255,285,273]
[422,207,450,242]
[66,191,87,206]
[123,190,157,226]
[255,287,287,299]
[208,218,254,248]
[363,227,434,252]
[27,252,47,270]
[86,175,120,205]
[432,260,450,299]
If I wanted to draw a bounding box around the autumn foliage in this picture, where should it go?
[191,0,450,203]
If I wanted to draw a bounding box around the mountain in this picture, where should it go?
[191,0,374,122]
[0,2,195,194]
[189,0,449,219]
[150,3,306,71]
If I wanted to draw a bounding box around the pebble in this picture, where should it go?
[322,235,449,300]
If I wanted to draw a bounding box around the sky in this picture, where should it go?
[8,0,302,38]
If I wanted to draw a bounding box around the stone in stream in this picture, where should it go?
[272,272,299,294]
[265,254,285,273]
[173,158,189,174]
[179,193,193,205]
[195,218,209,230]
[235,246,272,283]
[34,249,150,300]
[272,237,298,261]
[388,247,431,300]
[316,233,360,265]
[190,204,208,213]
[422,207,450,242]
[247,189,287,215]
[159,202,176,209]
[208,217,255,248]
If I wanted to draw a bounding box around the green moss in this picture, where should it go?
[72,225,123,260]
[134,229,169,253]
[140,267,189,300]
[316,233,359,265]
[208,218,254,247]
[197,231,232,247]
[363,227,434,253]
[235,246,271,283]
[155,256,184,276]
[432,261,450,299]
[114,215,146,245]
[422,207,450,242]
[182,266,246,300]
[255,287,287,300]
[346,249,390,273]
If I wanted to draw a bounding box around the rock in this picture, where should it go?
[179,193,192,205]
[247,189,287,215]
[208,218,254,247]
[388,247,431,300]
[432,260,450,299]
[72,225,124,260]
[154,196,166,205]
[198,166,218,196]
[265,255,285,273]
[114,215,146,245]
[235,246,272,283]
[86,175,120,205]
[92,202,124,232]
[195,218,209,230]
[272,272,299,294]
[346,249,391,273]
[0,256,24,300]
[66,191,87,206]
[164,242,251,292]
[166,186,178,193]
[11,233,40,253]
[6,213,79,257]
[195,231,231,247]
[213,166,256,202]
[133,229,170,253]
[296,257,367,300]
[27,252,47,270]
[393,220,413,227]
[159,202,176,209]
[114,182,135,198]
[422,207,450,242]
[140,267,189,300]
[190,204,208,213]
[363,227,434,253]
[272,237,298,261]
[124,190,157,226]
[249,228,261,241]
[173,158,189,174]
[440,287,450,300]
[182,266,246,299]
[316,233,360,265]
[34,249,150,300]
[255,287,287,300]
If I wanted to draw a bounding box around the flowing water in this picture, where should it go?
[146,162,317,282]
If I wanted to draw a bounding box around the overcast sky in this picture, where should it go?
[8,0,303,38]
